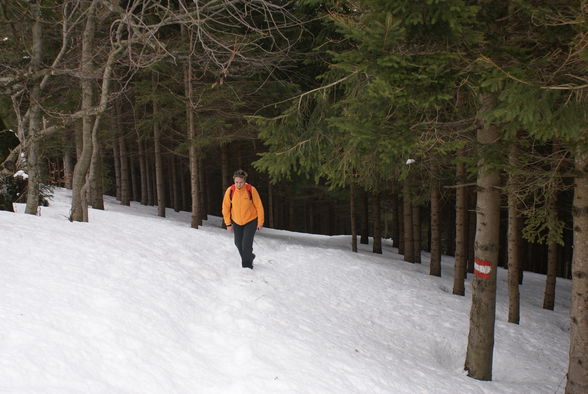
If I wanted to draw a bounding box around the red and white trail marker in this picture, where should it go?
[474,259,492,279]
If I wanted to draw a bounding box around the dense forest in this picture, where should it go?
[1,1,586,393]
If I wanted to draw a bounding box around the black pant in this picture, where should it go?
[233,219,257,268]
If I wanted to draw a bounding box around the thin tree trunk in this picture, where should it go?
[412,202,421,263]
[465,94,502,381]
[454,154,468,295]
[403,181,414,263]
[507,141,521,324]
[543,243,558,310]
[152,76,165,217]
[565,150,588,394]
[430,184,442,277]
[268,181,275,228]
[221,144,231,191]
[145,142,154,206]
[25,1,42,216]
[185,43,200,228]
[170,155,180,212]
[63,143,74,190]
[350,183,358,252]
[119,134,130,206]
[373,191,382,254]
[70,1,97,222]
[360,190,369,244]
[89,136,104,209]
[544,141,562,311]
[391,192,400,249]
[398,196,405,255]
[112,132,121,200]
[199,157,207,221]
[137,137,147,205]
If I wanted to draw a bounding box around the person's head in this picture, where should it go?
[233,169,248,189]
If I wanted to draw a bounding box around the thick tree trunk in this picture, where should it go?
[465,94,502,381]
[454,155,468,295]
[70,1,97,222]
[25,1,42,216]
[403,181,414,263]
[412,202,421,263]
[360,190,369,244]
[373,192,382,254]
[430,184,442,277]
[350,183,358,252]
[507,142,521,324]
[565,151,588,394]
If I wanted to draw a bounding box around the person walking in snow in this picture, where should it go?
[222,169,264,269]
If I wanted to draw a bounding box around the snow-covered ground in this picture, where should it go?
[0,188,570,393]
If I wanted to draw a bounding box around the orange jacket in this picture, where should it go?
[222,184,264,227]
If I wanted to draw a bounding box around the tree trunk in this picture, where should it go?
[185,47,200,228]
[373,191,382,254]
[543,243,558,310]
[465,94,502,381]
[391,192,400,249]
[221,144,231,191]
[565,150,588,394]
[112,132,121,200]
[199,158,207,221]
[430,184,442,277]
[360,190,369,244]
[63,145,74,190]
[89,135,104,210]
[170,155,180,212]
[25,1,42,216]
[454,155,468,295]
[268,181,274,228]
[412,202,421,263]
[350,183,358,252]
[152,78,166,217]
[398,196,404,255]
[119,134,130,206]
[507,141,521,324]
[70,1,97,222]
[403,181,414,263]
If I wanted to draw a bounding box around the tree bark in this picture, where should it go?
[119,134,130,206]
[152,76,165,217]
[360,190,369,244]
[507,141,521,324]
[63,143,74,190]
[403,181,414,263]
[430,183,442,277]
[412,202,421,263]
[543,243,558,310]
[391,192,400,249]
[89,134,104,209]
[454,154,468,295]
[565,150,588,394]
[373,191,382,254]
[70,1,98,222]
[350,183,358,252]
[465,94,502,381]
[112,131,121,200]
[185,45,201,228]
[24,1,42,216]
[398,196,404,255]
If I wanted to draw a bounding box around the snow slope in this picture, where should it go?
[0,188,570,393]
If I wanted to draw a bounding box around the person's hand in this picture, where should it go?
[227,225,233,232]
[257,225,263,231]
